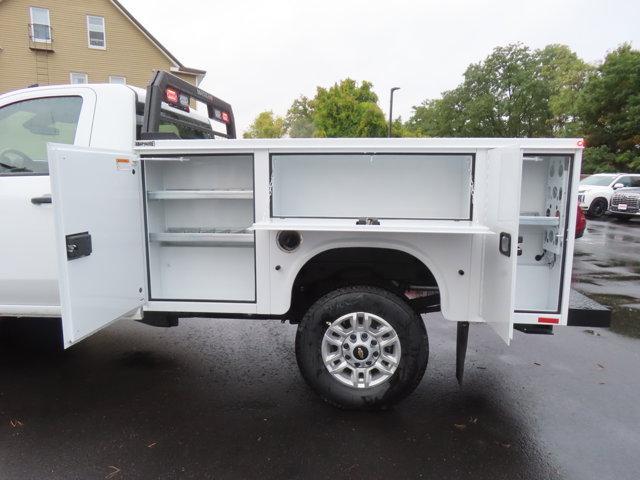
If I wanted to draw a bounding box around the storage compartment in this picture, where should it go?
[514,155,572,311]
[143,155,255,301]
[271,153,474,219]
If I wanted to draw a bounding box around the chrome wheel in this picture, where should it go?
[321,312,401,389]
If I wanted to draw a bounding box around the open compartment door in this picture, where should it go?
[48,145,146,348]
[480,147,523,344]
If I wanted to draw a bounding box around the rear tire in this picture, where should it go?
[587,198,607,218]
[295,285,428,410]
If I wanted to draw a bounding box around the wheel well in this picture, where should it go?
[287,247,440,322]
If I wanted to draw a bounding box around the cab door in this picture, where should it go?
[480,147,523,344]
[0,89,95,311]
[48,144,146,347]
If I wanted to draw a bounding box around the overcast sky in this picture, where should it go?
[121,0,640,134]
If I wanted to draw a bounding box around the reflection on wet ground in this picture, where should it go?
[572,216,640,337]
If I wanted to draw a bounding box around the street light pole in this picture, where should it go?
[388,87,400,137]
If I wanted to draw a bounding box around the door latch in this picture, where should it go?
[499,232,511,257]
[65,232,92,260]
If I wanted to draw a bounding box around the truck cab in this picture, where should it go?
[0,82,214,318]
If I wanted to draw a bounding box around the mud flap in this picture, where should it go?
[456,321,469,384]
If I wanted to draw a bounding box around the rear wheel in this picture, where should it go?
[295,285,428,409]
[587,198,607,218]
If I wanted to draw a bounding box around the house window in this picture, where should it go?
[109,76,126,85]
[30,7,51,42]
[70,72,88,84]
[86,15,106,49]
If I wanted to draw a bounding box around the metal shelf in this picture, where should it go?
[519,215,560,226]
[149,230,254,246]
[147,189,253,200]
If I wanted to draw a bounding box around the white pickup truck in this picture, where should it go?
[0,72,610,409]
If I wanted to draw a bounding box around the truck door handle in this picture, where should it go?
[499,232,511,257]
[31,194,52,205]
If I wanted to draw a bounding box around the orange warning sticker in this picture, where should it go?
[116,158,131,171]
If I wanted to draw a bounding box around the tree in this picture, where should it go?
[578,44,640,155]
[407,43,592,139]
[243,111,285,138]
[408,44,553,137]
[311,79,387,137]
[538,44,593,136]
[285,96,316,138]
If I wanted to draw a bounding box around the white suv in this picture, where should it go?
[577,173,640,218]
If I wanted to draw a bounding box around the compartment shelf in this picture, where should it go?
[147,189,253,200]
[519,215,560,226]
[149,229,254,246]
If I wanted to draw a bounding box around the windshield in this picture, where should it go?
[580,175,616,187]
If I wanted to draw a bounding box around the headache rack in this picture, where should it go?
[141,70,237,140]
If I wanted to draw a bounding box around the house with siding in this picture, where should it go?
[0,0,205,93]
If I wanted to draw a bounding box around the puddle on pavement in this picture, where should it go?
[589,294,640,339]
[589,273,640,282]
[592,259,640,269]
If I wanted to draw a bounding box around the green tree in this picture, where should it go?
[243,111,286,138]
[578,44,640,156]
[311,79,387,137]
[408,44,552,137]
[407,43,591,138]
[538,44,593,136]
[285,96,316,137]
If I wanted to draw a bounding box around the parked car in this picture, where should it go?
[609,187,640,221]
[575,206,587,238]
[578,173,640,218]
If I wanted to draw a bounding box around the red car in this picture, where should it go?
[575,206,587,238]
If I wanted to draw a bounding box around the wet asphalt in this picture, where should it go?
[1,217,640,480]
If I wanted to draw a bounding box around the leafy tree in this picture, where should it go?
[243,111,285,138]
[538,44,593,136]
[582,145,640,173]
[390,117,413,137]
[408,44,553,137]
[407,43,592,139]
[578,44,640,156]
[311,79,387,137]
[285,96,316,138]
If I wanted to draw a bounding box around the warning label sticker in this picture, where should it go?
[116,158,132,171]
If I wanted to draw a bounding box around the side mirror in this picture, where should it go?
[613,183,624,189]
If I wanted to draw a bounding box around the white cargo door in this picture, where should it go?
[48,144,146,348]
[480,147,523,344]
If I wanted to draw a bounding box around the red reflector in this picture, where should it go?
[221,111,230,123]
[165,88,179,104]
[577,139,586,147]
[538,317,559,324]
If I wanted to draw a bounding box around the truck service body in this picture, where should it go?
[0,72,610,408]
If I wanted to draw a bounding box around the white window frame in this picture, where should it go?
[86,15,106,50]
[29,6,52,43]
[108,76,126,85]
[69,72,88,84]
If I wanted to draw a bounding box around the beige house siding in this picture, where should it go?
[0,0,202,93]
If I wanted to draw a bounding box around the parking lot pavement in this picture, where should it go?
[0,216,639,480]
[573,215,640,336]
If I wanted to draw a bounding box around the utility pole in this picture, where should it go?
[388,87,400,137]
